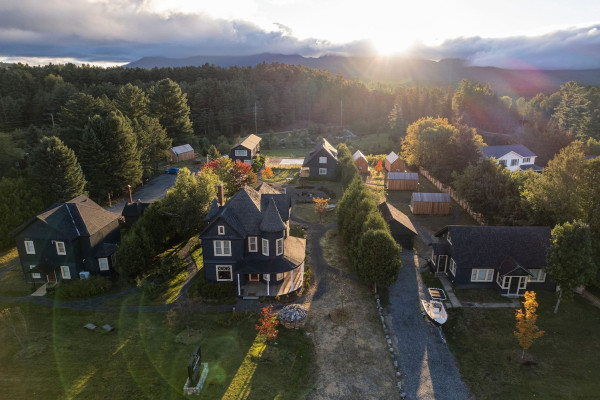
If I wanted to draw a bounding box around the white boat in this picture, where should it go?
[421,299,448,326]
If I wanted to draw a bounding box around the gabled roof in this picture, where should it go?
[388,172,418,180]
[386,151,399,163]
[170,144,194,155]
[435,225,550,271]
[233,134,262,149]
[302,138,338,166]
[352,150,367,162]
[481,144,536,159]
[12,195,120,240]
[498,256,534,277]
[256,182,283,195]
[260,198,286,232]
[378,202,418,235]
[121,202,151,218]
[411,193,450,203]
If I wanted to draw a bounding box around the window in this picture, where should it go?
[235,149,247,157]
[276,238,284,255]
[511,159,519,166]
[522,157,531,163]
[218,225,225,235]
[24,240,35,254]
[55,241,66,255]
[31,272,41,279]
[60,265,71,280]
[519,277,527,289]
[529,269,546,282]
[214,240,231,256]
[319,168,327,175]
[216,265,232,281]
[248,236,258,252]
[449,259,456,276]
[249,274,260,282]
[319,156,327,164]
[98,257,109,271]
[262,238,269,256]
[276,273,284,281]
[471,269,494,282]
[499,159,507,166]
[263,274,270,281]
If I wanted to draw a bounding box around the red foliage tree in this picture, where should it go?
[255,305,279,343]
[375,160,383,172]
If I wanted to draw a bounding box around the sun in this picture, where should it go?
[373,35,415,56]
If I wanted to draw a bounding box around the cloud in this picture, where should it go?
[407,26,600,70]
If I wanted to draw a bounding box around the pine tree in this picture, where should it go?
[132,115,172,177]
[149,78,193,144]
[78,127,107,200]
[29,136,86,205]
[114,83,149,121]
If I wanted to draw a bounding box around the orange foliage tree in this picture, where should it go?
[312,197,330,223]
[255,305,279,343]
[374,160,383,173]
[262,166,274,178]
[514,291,545,359]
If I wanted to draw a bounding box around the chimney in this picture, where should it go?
[217,184,224,206]
[127,185,133,204]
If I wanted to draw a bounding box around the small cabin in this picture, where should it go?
[410,192,451,215]
[386,172,419,191]
[168,144,195,163]
[384,152,406,173]
[352,150,370,174]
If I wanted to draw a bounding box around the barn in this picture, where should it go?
[168,144,195,162]
[386,172,419,191]
[410,192,451,215]
[352,150,370,174]
[384,151,406,172]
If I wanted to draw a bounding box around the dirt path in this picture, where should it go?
[294,218,398,399]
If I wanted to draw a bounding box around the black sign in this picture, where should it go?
[187,346,202,386]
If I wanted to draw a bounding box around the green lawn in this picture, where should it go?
[420,270,443,289]
[0,302,315,399]
[346,132,396,154]
[454,288,513,303]
[260,148,308,158]
[0,248,35,297]
[446,291,600,399]
[291,203,337,225]
[261,168,299,184]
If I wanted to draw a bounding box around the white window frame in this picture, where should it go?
[511,159,519,166]
[319,168,327,175]
[319,156,327,164]
[235,149,247,157]
[216,265,233,281]
[276,273,284,281]
[217,225,225,235]
[519,277,527,289]
[248,236,258,252]
[449,258,456,276]
[214,240,231,256]
[98,257,109,271]
[31,272,41,279]
[471,268,494,282]
[24,240,35,254]
[55,241,66,255]
[60,265,71,280]
[522,157,531,163]
[529,269,546,282]
[276,238,284,255]
[262,238,269,256]
[499,159,507,166]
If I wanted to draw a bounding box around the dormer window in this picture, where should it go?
[319,157,327,164]
[262,238,269,256]
[248,236,258,252]
[276,238,284,255]
[55,241,66,255]
[218,225,225,235]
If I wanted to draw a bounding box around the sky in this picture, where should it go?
[0,0,599,69]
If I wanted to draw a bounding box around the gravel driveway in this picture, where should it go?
[107,173,177,213]
[388,250,470,400]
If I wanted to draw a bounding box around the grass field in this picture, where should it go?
[346,132,397,154]
[446,291,600,399]
[260,148,308,158]
[0,248,33,297]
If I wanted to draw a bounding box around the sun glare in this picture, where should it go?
[373,35,414,56]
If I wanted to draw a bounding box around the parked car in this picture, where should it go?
[165,167,180,175]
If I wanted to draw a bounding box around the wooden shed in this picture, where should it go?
[410,192,451,215]
[168,144,195,162]
[385,151,406,172]
[352,150,370,174]
[378,202,418,249]
[386,172,419,191]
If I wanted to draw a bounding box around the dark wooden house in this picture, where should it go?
[386,172,419,191]
[301,138,339,179]
[230,134,262,164]
[352,150,370,174]
[384,151,406,172]
[410,192,451,215]
[377,202,418,249]
[200,184,306,298]
[431,226,554,296]
[11,195,121,283]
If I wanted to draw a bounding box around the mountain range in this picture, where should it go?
[125,53,600,97]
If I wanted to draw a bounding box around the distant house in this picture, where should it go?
[352,150,370,174]
[481,144,542,172]
[230,134,262,165]
[378,202,418,249]
[301,138,339,179]
[386,172,419,191]
[431,225,554,296]
[384,152,406,173]
[168,144,195,163]
[11,195,121,283]
[200,183,306,298]
[410,193,451,215]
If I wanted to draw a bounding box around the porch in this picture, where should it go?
[238,268,304,298]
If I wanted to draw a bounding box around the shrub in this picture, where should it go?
[50,276,113,300]
[188,273,236,303]
[289,225,306,238]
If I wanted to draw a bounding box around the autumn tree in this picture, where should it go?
[262,166,274,178]
[312,197,330,223]
[514,291,545,360]
[207,144,220,161]
[374,160,383,173]
[202,158,256,197]
[255,305,279,343]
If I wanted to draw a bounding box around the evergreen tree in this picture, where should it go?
[149,78,193,144]
[78,127,107,200]
[114,83,149,121]
[0,176,45,249]
[207,144,220,161]
[29,136,86,205]
[553,81,591,139]
[132,115,172,177]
